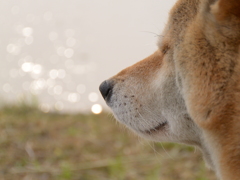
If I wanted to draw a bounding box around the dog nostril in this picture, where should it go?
[99,80,113,100]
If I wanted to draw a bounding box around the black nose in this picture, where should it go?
[99,80,113,100]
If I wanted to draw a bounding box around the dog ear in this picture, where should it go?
[202,0,240,40]
[210,0,240,21]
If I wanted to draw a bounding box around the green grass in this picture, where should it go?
[0,104,217,180]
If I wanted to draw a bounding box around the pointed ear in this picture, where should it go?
[210,0,240,21]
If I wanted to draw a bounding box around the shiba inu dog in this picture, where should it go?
[99,0,240,179]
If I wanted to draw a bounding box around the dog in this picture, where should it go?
[99,0,240,179]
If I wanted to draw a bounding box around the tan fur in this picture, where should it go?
[100,0,240,179]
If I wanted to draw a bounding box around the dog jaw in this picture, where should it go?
[102,50,203,146]
[100,48,217,171]
[105,51,169,139]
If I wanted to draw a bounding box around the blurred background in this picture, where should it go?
[0,0,216,180]
[0,0,176,113]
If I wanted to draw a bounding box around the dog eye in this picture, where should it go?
[161,44,170,55]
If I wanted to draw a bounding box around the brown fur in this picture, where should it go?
[100,0,240,179]
[212,0,240,20]
[113,50,163,83]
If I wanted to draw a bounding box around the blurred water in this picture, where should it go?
[0,0,175,113]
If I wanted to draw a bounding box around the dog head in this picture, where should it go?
[100,0,240,179]
[99,50,202,145]
[100,0,204,154]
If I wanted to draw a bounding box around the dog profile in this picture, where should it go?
[99,0,240,179]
